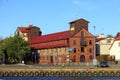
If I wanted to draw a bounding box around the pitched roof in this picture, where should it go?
[29,30,71,44]
[96,38,105,42]
[69,18,89,24]
[109,32,120,50]
[115,32,120,40]
[18,25,34,33]
[18,27,28,33]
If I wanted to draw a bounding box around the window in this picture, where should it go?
[80,39,87,46]
[89,48,92,53]
[74,48,76,53]
[89,55,93,60]
[107,39,111,44]
[118,42,120,47]
[73,40,76,45]
[80,55,85,62]
[17,31,20,36]
[80,39,84,46]
[65,47,67,52]
[89,40,92,45]
[81,31,84,37]
[81,47,84,52]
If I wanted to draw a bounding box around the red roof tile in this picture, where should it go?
[96,38,105,42]
[18,27,28,33]
[29,30,71,44]
[114,32,120,40]
[18,25,34,33]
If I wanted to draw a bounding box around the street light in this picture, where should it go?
[32,51,35,64]
[93,26,97,68]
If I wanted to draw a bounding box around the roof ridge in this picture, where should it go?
[41,30,70,36]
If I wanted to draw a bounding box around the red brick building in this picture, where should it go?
[15,25,42,42]
[30,18,95,65]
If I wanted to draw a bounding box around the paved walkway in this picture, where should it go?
[0,64,120,69]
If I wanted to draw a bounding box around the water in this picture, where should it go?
[0,77,120,80]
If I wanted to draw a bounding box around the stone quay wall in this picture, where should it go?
[0,68,120,77]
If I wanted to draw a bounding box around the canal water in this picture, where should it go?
[0,77,120,80]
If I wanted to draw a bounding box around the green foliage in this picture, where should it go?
[0,36,4,51]
[100,55,105,62]
[0,40,3,51]
[107,34,114,38]
[4,35,31,63]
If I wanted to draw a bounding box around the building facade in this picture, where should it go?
[110,32,120,62]
[30,18,95,65]
[15,25,42,42]
[96,35,114,61]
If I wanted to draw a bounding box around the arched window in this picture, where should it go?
[89,55,93,61]
[89,48,92,53]
[73,40,76,45]
[89,40,92,45]
[74,48,76,53]
[80,55,85,62]
[73,55,76,62]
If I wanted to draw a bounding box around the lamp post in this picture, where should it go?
[93,26,97,68]
[32,51,35,64]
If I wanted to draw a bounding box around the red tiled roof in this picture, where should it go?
[95,38,105,42]
[26,25,34,30]
[18,25,34,33]
[18,27,28,33]
[113,32,120,41]
[29,30,71,44]
[115,37,120,40]
[109,32,120,50]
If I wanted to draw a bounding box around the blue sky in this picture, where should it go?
[0,0,120,38]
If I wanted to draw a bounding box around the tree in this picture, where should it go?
[0,36,4,51]
[4,35,31,63]
[107,34,114,38]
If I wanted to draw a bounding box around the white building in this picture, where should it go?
[96,34,114,61]
[110,32,120,61]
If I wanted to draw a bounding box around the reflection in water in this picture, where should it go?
[0,77,120,80]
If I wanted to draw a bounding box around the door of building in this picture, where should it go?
[73,55,76,62]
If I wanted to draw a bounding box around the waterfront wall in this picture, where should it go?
[0,68,120,77]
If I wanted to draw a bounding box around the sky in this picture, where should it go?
[0,0,120,38]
